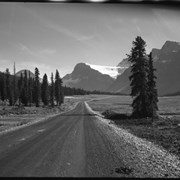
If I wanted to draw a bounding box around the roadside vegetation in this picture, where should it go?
[87,95,180,158]
[0,96,80,133]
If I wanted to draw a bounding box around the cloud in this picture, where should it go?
[43,22,95,43]
[25,10,96,43]
[38,48,56,55]
[18,43,56,58]
[76,35,95,41]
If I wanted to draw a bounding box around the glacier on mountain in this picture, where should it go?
[85,63,121,79]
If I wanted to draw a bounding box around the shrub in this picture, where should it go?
[102,110,129,120]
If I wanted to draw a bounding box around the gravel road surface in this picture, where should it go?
[0,101,180,177]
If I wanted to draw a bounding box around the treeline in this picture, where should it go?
[63,86,88,96]
[0,68,122,107]
[86,90,125,96]
[0,68,64,107]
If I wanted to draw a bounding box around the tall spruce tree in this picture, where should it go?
[147,52,158,120]
[41,73,49,106]
[59,77,64,105]
[34,68,40,107]
[55,70,61,106]
[28,71,33,106]
[5,69,13,105]
[13,62,17,105]
[50,73,55,107]
[18,73,24,106]
[127,36,149,118]
[1,73,6,101]
[21,70,28,106]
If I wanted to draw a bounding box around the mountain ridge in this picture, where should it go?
[107,40,180,96]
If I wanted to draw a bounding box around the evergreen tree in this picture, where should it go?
[5,69,13,105]
[41,73,49,106]
[55,70,64,106]
[60,85,64,104]
[50,73,55,107]
[21,70,28,106]
[13,62,17,105]
[28,75,33,106]
[59,77,64,105]
[147,52,158,120]
[127,36,149,118]
[55,70,60,106]
[18,73,24,106]
[1,73,6,101]
[34,68,40,107]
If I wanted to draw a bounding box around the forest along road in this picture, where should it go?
[0,101,180,177]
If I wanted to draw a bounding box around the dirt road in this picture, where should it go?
[0,101,180,177]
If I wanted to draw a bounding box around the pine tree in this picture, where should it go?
[28,75,33,106]
[5,69,12,105]
[0,73,6,101]
[55,70,60,106]
[50,73,55,107]
[21,70,28,106]
[147,52,158,120]
[60,77,64,105]
[127,36,149,118]
[13,62,17,105]
[41,73,49,106]
[34,68,40,107]
[18,73,24,106]
[55,70,64,106]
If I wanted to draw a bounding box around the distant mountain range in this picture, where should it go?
[108,40,180,95]
[15,69,35,79]
[10,40,180,96]
[63,40,180,96]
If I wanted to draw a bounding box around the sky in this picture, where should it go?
[0,2,180,79]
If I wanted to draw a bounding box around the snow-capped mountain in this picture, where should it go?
[85,63,120,79]
[62,60,130,91]
[85,60,130,79]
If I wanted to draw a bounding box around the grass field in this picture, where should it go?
[87,95,180,158]
[88,95,180,116]
[0,94,108,133]
[0,96,84,133]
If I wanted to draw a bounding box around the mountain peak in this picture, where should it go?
[161,40,180,53]
[117,58,131,68]
[63,62,114,91]
[15,69,35,78]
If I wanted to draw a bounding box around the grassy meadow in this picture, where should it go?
[0,96,83,133]
[87,95,180,116]
[87,95,180,158]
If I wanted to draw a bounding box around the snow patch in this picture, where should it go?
[86,63,121,79]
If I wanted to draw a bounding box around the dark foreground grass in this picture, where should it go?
[109,115,180,158]
[88,96,180,158]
